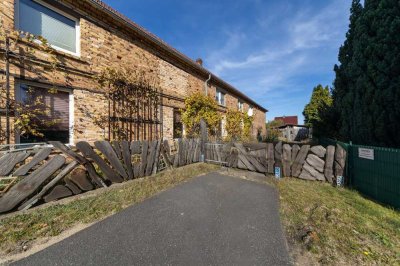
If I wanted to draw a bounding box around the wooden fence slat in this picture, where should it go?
[292,145,310,177]
[131,141,141,178]
[65,178,82,195]
[18,161,78,211]
[44,185,73,203]
[161,141,172,167]
[49,141,106,188]
[68,168,94,191]
[139,141,149,177]
[146,141,158,176]
[152,141,161,175]
[267,143,275,174]
[282,144,292,177]
[234,143,266,173]
[178,139,184,166]
[13,148,52,176]
[111,141,122,160]
[121,140,134,180]
[0,155,66,213]
[0,151,30,176]
[95,141,128,180]
[76,141,123,183]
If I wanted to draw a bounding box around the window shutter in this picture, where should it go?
[19,0,77,53]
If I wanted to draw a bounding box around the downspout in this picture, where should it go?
[204,73,211,96]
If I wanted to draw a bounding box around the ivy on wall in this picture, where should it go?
[225,109,253,141]
[181,92,220,138]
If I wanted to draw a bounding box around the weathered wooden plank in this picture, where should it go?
[152,141,162,175]
[302,162,325,181]
[44,185,73,203]
[292,145,310,177]
[0,153,13,168]
[146,141,158,176]
[131,141,141,155]
[311,145,326,158]
[178,139,185,166]
[291,145,300,165]
[234,143,266,173]
[131,141,141,178]
[13,148,52,176]
[95,141,128,180]
[274,141,283,168]
[76,141,123,183]
[282,144,292,177]
[0,155,66,213]
[238,154,256,171]
[139,141,149,177]
[324,145,335,183]
[0,151,30,176]
[68,167,94,191]
[335,144,347,169]
[111,141,122,159]
[49,141,106,188]
[160,142,172,168]
[267,143,275,174]
[306,154,325,172]
[65,178,82,195]
[18,161,78,211]
[121,140,134,180]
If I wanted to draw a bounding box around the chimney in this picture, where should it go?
[196,58,203,66]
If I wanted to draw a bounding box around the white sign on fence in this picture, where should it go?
[358,148,374,160]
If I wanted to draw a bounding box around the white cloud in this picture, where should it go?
[203,0,350,121]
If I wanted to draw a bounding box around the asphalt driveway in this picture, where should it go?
[13,172,291,266]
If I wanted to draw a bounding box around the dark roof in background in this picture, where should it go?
[274,116,298,125]
[84,0,268,112]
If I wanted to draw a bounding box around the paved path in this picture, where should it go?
[14,173,291,266]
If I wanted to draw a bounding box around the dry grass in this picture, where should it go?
[277,177,400,265]
[0,163,219,256]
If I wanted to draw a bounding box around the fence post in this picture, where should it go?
[200,118,207,162]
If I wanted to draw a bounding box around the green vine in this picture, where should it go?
[181,92,220,138]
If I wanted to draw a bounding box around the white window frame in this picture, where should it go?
[14,80,75,145]
[15,0,81,57]
[248,106,254,116]
[216,89,226,106]
[238,100,244,111]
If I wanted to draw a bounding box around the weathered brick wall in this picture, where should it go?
[0,0,266,144]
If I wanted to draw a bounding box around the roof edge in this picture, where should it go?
[84,0,268,113]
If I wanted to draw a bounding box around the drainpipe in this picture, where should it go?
[204,73,211,96]
[5,37,10,145]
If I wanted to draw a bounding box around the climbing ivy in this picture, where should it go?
[181,92,220,138]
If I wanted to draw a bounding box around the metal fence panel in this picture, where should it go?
[320,138,400,209]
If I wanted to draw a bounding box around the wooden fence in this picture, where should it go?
[206,141,346,183]
[0,138,201,214]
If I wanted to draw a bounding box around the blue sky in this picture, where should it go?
[103,0,351,123]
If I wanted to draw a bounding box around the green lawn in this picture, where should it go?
[277,177,400,265]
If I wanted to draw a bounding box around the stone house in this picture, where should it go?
[0,0,267,145]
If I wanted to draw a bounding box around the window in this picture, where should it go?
[17,83,73,144]
[238,100,244,111]
[173,109,183,139]
[16,0,80,55]
[215,89,225,106]
[248,106,254,116]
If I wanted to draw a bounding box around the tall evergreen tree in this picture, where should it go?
[333,0,363,140]
[332,0,400,147]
